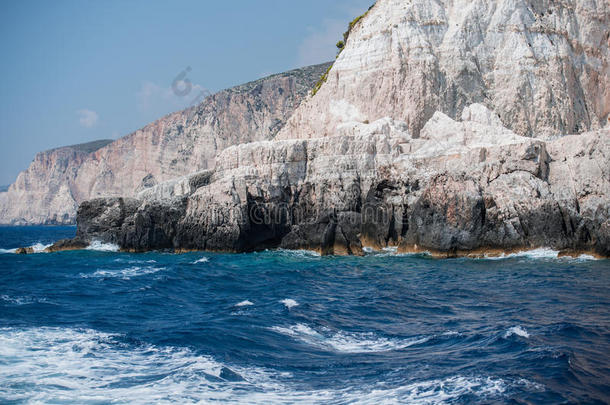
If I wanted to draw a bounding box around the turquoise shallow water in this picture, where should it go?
[0,226,609,404]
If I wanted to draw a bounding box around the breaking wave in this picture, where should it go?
[485,248,599,261]
[505,326,530,339]
[279,299,299,309]
[274,249,321,259]
[31,242,52,252]
[270,323,430,353]
[81,266,166,280]
[86,241,120,252]
[0,327,514,404]
[0,243,51,254]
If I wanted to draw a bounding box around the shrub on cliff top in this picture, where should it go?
[311,64,332,96]
[311,2,376,97]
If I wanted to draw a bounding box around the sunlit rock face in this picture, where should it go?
[0,141,111,225]
[0,63,331,225]
[34,0,610,256]
[74,108,610,257]
[278,0,609,140]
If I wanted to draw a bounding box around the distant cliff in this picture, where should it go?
[69,0,610,257]
[0,140,112,225]
[0,63,332,225]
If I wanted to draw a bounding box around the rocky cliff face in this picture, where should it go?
[0,141,112,225]
[72,108,610,257]
[57,0,610,256]
[279,0,609,140]
[0,63,331,225]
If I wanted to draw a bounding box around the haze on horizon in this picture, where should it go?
[0,0,372,186]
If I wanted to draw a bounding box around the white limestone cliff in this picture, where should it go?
[36,0,610,256]
[0,63,331,225]
[278,0,608,140]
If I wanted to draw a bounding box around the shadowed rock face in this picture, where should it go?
[72,113,610,257]
[59,0,610,256]
[0,63,332,225]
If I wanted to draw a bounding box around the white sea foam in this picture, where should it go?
[279,299,299,309]
[276,249,321,258]
[193,257,209,264]
[86,241,120,252]
[81,266,165,280]
[0,243,51,254]
[0,326,514,404]
[236,300,254,307]
[484,247,585,260]
[362,246,432,258]
[573,254,598,261]
[470,247,600,261]
[508,248,559,259]
[505,326,530,339]
[270,323,430,353]
[114,258,158,264]
[0,327,277,404]
[245,375,508,404]
[31,243,52,252]
[0,295,50,306]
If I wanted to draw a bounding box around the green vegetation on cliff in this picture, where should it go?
[312,3,376,96]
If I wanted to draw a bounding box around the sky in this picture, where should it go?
[0,0,373,185]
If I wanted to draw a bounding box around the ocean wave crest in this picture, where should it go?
[86,241,120,252]
[32,243,53,252]
[270,323,430,353]
[0,326,518,404]
[81,266,166,280]
[0,243,51,254]
[0,327,278,404]
[485,248,600,261]
[505,326,530,339]
[279,299,299,309]
[0,295,52,306]
[275,249,321,259]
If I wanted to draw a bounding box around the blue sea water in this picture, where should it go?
[0,226,609,404]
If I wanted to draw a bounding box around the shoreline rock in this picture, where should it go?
[65,127,609,259]
[45,238,89,253]
[49,0,610,257]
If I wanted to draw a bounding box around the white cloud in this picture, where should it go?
[77,109,99,128]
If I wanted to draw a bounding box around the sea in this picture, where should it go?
[0,226,609,404]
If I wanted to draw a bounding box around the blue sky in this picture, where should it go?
[0,0,373,185]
